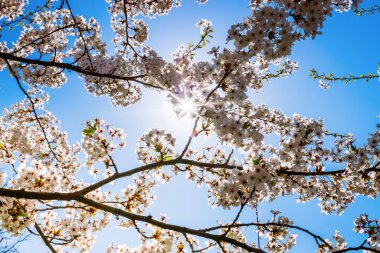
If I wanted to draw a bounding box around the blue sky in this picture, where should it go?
[1,0,380,252]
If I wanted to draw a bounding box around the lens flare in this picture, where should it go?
[180,99,195,115]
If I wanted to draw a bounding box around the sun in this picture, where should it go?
[167,89,199,118]
[179,99,196,115]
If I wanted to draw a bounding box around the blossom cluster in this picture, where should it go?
[258,212,297,253]
[136,128,176,164]
[196,19,213,36]
[117,175,156,214]
[354,214,380,249]
[0,0,374,252]
[107,225,180,253]
[82,118,126,178]
[106,0,182,50]
[0,0,27,21]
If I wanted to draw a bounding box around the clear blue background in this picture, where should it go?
[0,0,380,252]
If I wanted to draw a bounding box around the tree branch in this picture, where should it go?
[0,52,160,89]
[34,223,58,253]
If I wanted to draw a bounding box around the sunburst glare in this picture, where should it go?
[179,99,196,115]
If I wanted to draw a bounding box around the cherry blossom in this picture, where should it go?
[0,0,378,252]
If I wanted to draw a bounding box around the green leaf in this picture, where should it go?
[18,211,28,217]
[163,155,173,161]
[242,122,250,130]
[82,121,97,137]
[304,129,313,138]
[253,157,262,165]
